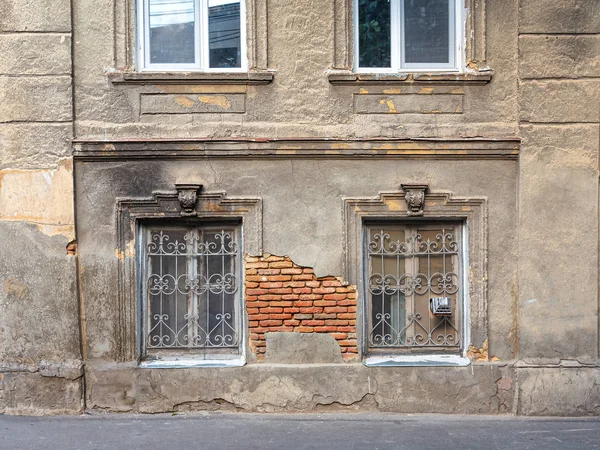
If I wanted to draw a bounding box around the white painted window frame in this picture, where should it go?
[354,0,463,73]
[137,0,248,72]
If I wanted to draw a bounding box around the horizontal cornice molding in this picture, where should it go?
[73,138,520,161]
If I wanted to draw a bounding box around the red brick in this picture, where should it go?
[250,333,263,341]
[331,333,348,340]
[246,275,267,282]
[246,269,258,276]
[336,326,355,332]
[342,353,359,360]
[269,326,294,332]
[270,261,294,268]
[246,288,270,296]
[303,268,314,274]
[260,282,283,289]
[270,275,292,282]
[335,287,352,293]
[299,307,323,314]
[337,313,356,320]
[245,262,269,269]
[284,307,301,314]
[269,313,292,320]
[314,313,337,320]
[253,340,266,347]
[282,281,306,288]
[247,308,259,315]
[263,255,285,262]
[258,295,282,301]
[248,321,259,327]
[293,314,313,320]
[281,268,303,275]
[257,268,281,275]
[282,294,300,301]
[337,339,358,346]
[269,288,293,295]
[251,327,271,334]
[294,326,314,333]
[314,300,336,307]
[246,301,269,308]
[348,306,357,313]
[305,281,320,288]
[259,319,283,327]
[322,280,342,287]
[313,287,336,295]
[347,292,358,299]
[261,307,284,314]
[284,319,300,326]
[302,319,325,326]
[345,347,359,354]
[245,282,259,289]
[337,299,356,306]
[293,300,312,307]
[324,293,347,301]
[245,296,258,301]
[324,306,347,314]
[269,301,294,307]
[325,319,348,326]
[313,326,338,333]
[292,274,314,281]
[299,294,322,301]
[248,314,270,321]
[292,288,312,294]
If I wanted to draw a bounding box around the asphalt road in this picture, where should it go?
[1,413,599,450]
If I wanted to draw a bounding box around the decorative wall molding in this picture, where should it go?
[73,138,519,161]
[343,190,488,351]
[115,189,262,361]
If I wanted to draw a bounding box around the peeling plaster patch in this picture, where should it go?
[174,96,195,108]
[467,338,500,362]
[0,159,74,230]
[379,98,397,113]
[3,278,29,300]
[197,95,232,110]
[36,224,75,239]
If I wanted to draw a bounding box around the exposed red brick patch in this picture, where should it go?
[245,255,358,361]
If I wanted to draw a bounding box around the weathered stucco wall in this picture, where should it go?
[0,0,83,414]
[516,0,600,413]
[1,0,599,415]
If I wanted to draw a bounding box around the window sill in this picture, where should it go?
[327,71,492,86]
[139,356,246,369]
[363,354,471,367]
[108,70,274,86]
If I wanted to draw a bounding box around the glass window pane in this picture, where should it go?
[358,0,391,68]
[403,0,450,64]
[208,0,242,68]
[149,0,196,64]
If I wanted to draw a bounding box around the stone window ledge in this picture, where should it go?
[140,357,246,369]
[108,70,274,85]
[327,71,492,86]
[363,355,471,367]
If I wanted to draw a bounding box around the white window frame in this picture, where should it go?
[354,0,464,73]
[137,0,248,72]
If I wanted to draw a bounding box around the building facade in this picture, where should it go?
[0,0,599,415]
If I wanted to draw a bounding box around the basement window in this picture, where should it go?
[139,222,243,367]
[137,0,247,71]
[355,0,462,72]
[364,222,468,365]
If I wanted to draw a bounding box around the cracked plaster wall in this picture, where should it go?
[0,0,82,414]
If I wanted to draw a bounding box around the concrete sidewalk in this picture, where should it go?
[1,413,599,449]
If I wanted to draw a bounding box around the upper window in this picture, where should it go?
[354,0,461,72]
[137,0,247,71]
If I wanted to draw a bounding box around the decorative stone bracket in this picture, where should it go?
[175,184,202,216]
[401,183,429,216]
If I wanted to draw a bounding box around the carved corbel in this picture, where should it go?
[401,183,429,216]
[175,184,202,216]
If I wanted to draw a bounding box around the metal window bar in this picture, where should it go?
[366,224,461,349]
[145,226,239,350]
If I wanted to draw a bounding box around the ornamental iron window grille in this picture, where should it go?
[142,223,240,353]
[365,223,463,352]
